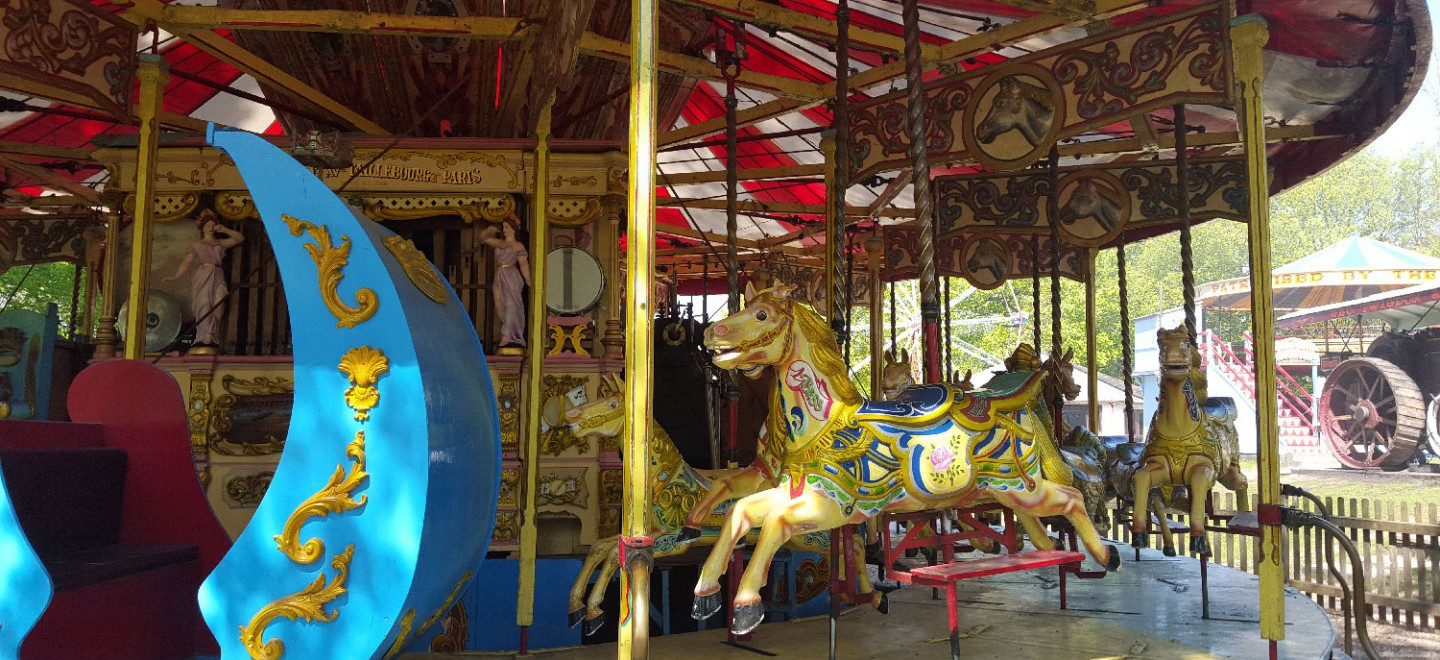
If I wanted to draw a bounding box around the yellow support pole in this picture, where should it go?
[1232,15,1285,643]
[1085,248,1100,431]
[516,100,554,642]
[123,54,168,360]
[621,0,658,657]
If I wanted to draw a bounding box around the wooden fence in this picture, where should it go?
[1105,492,1440,630]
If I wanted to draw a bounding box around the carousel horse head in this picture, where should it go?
[1004,343,1042,372]
[881,348,915,398]
[1156,325,1202,382]
[951,368,975,392]
[565,373,626,439]
[1041,347,1080,401]
[704,283,802,378]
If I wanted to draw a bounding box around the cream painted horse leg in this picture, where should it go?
[1014,512,1055,551]
[692,488,786,620]
[1130,459,1166,549]
[1156,505,1178,557]
[679,465,767,543]
[568,537,615,627]
[1186,462,1217,555]
[991,479,1119,570]
[583,551,621,634]
[1218,462,1251,512]
[731,488,849,635]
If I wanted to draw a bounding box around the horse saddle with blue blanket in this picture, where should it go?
[853,371,1044,429]
[1203,396,1237,422]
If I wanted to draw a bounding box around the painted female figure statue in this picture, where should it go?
[164,209,243,349]
[479,214,532,349]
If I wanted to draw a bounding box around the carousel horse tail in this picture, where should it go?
[1032,422,1075,489]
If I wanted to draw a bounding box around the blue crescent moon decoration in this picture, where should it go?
[0,463,52,659]
[199,126,501,659]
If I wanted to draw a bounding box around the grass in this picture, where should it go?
[1237,459,1440,516]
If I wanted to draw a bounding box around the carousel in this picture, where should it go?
[0,1,1428,659]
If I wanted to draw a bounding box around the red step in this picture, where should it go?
[0,420,104,450]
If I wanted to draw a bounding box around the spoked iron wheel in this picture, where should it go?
[1427,395,1440,459]
[1320,358,1425,469]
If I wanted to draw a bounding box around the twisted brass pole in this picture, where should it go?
[830,0,851,333]
[902,0,940,383]
[1175,104,1197,344]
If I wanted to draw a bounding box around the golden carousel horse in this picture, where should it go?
[1131,326,1249,555]
[880,348,915,400]
[693,285,1119,634]
[562,374,885,635]
[996,344,1111,526]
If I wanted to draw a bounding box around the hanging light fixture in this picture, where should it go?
[289,130,354,169]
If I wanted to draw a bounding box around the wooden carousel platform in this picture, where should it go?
[405,545,1340,660]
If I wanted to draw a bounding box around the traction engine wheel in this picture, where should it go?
[1320,358,1425,469]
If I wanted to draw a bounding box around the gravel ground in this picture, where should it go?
[1344,618,1440,659]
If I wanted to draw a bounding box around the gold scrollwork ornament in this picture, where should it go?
[273,432,368,564]
[382,571,474,659]
[383,235,450,304]
[339,346,390,421]
[283,214,379,328]
[239,545,355,660]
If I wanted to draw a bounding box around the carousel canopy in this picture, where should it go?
[1198,236,1440,313]
[0,0,1429,281]
[1277,280,1440,331]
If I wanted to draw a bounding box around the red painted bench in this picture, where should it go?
[908,549,1085,660]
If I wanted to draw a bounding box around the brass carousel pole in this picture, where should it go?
[901,0,940,383]
[516,98,555,654]
[1085,248,1100,431]
[620,0,659,656]
[93,210,122,360]
[1232,15,1285,650]
[867,235,884,397]
[827,0,851,330]
[123,54,169,360]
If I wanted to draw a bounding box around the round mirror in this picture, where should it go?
[545,246,605,315]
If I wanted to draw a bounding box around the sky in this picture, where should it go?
[1363,0,1440,156]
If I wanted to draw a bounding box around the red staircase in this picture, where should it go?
[1199,331,1320,451]
[0,360,230,659]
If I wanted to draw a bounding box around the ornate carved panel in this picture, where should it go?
[492,511,520,545]
[934,155,1249,244]
[538,374,589,456]
[849,5,1229,177]
[0,0,136,117]
[224,471,274,508]
[494,372,520,453]
[0,214,101,271]
[211,375,293,456]
[498,468,520,509]
[537,468,589,509]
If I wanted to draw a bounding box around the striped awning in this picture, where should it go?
[1198,237,1440,313]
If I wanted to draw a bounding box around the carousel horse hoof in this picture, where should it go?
[583,613,606,637]
[568,608,585,628]
[676,526,703,545]
[1105,545,1122,572]
[877,592,890,615]
[731,603,765,636]
[865,542,886,566]
[1131,532,1149,549]
[692,590,722,620]
[1162,545,1177,557]
[1190,536,1211,556]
